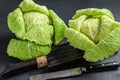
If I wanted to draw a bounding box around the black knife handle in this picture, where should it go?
[1,59,37,78]
[83,61,120,73]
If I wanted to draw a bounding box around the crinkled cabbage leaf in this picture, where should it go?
[7,39,51,61]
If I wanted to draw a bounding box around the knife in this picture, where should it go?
[30,61,120,80]
[0,42,84,78]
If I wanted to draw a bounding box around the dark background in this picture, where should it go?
[0,0,120,80]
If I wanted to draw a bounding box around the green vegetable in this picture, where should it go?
[7,39,51,61]
[49,10,67,44]
[65,8,120,62]
[7,0,67,61]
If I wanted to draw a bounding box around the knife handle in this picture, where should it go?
[83,61,120,73]
[2,59,37,78]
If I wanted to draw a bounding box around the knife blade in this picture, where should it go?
[30,61,120,80]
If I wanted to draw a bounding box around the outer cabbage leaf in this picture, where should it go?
[99,15,120,41]
[7,39,51,61]
[7,8,25,38]
[65,28,96,51]
[19,0,49,16]
[84,26,120,62]
[49,10,67,45]
[72,8,114,20]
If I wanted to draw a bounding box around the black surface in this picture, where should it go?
[0,0,120,80]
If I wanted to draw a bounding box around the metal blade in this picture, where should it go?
[30,68,82,80]
[30,61,120,80]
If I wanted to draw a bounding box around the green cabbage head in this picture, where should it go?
[7,0,67,61]
[65,8,120,62]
